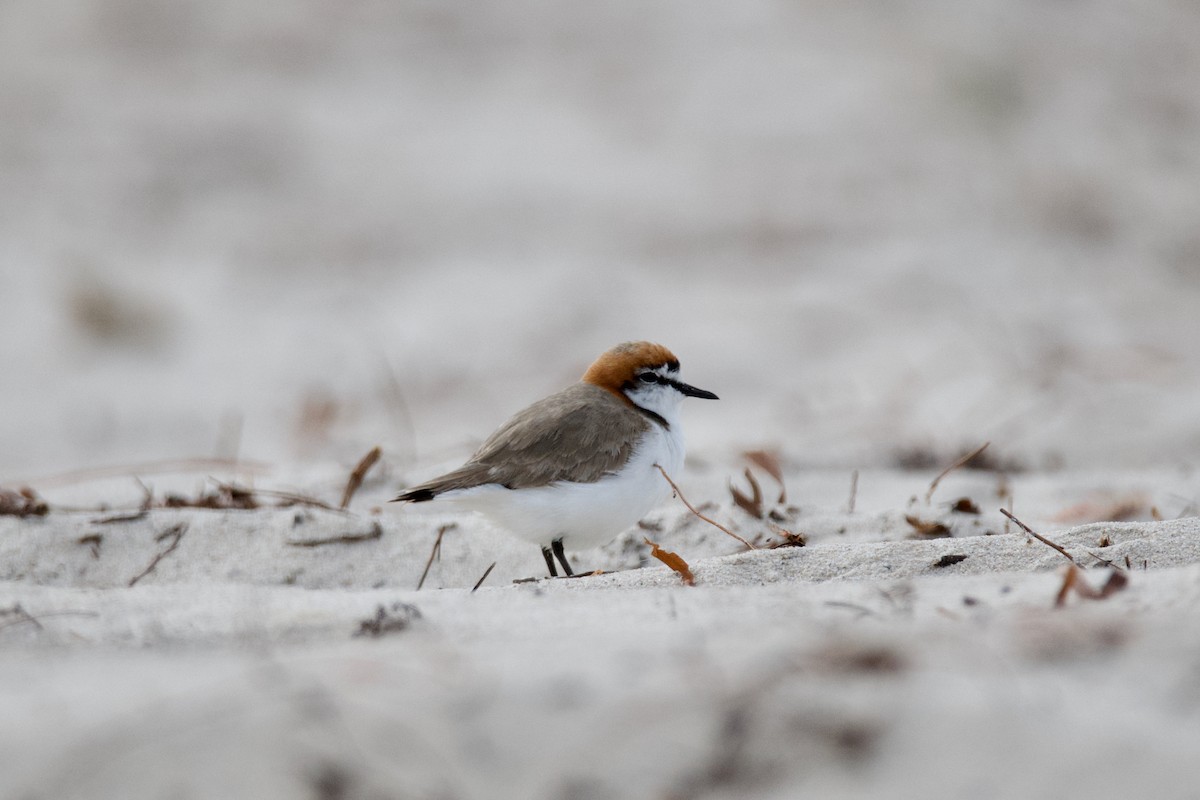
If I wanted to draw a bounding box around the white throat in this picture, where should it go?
[624,379,685,430]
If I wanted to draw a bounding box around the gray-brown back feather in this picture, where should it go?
[396,383,650,500]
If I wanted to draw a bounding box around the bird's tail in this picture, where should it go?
[393,486,437,503]
[392,464,491,503]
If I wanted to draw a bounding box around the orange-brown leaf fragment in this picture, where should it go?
[744,450,787,503]
[905,515,951,539]
[1055,564,1079,607]
[1055,563,1129,607]
[729,468,764,519]
[1097,569,1129,597]
[644,537,695,586]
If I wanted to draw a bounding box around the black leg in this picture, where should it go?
[541,546,559,577]
[551,538,575,577]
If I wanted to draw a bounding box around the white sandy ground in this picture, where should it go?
[3,467,1200,800]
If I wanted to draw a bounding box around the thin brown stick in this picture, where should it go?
[472,562,497,592]
[655,464,756,550]
[91,509,148,524]
[287,521,383,548]
[417,523,455,590]
[925,441,990,504]
[211,481,345,513]
[847,469,859,514]
[1000,508,1082,567]
[128,523,189,586]
[340,446,382,510]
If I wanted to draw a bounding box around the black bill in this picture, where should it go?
[671,380,719,400]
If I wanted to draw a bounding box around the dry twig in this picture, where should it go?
[78,533,103,559]
[128,523,188,587]
[925,441,990,504]
[340,446,382,510]
[472,562,497,592]
[1000,508,1082,567]
[287,521,383,548]
[655,464,755,550]
[417,523,456,590]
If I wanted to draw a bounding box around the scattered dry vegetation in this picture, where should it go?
[127,523,189,587]
[657,464,755,550]
[1054,564,1129,607]
[353,601,422,638]
[0,486,48,517]
[644,537,695,586]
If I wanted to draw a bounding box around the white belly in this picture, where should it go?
[439,423,685,550]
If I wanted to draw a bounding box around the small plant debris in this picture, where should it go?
[127,523,189,587]
[932,554,969,568]
[905,515,951,539]
[0,486,49,517]
[743,450,786,503]
[165,482,258,510]
[657,464,755,550]
[91,480,153,524]
[91,509,149,524]
[729,451,788,520]
[471,562,497,592]
[644,537,695,586]
[286,521,383,548]
[417,523,456,590]
[339,446,382,510]
[729,468,764,519]
[950,497,980,514]
[78,533,103,559]
[766,523,807,548]
[1000,509,1081,567]
[353,601,422,637]
[159,479,348,513]
[925,441,990,504]
[1054,564,1129,608]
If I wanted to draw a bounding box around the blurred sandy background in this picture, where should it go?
[3,0,1200,480]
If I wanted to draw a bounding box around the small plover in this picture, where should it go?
[393,341,717,576]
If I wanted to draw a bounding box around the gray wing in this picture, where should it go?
[395,383,649,501]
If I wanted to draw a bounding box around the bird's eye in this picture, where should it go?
[639,372,658,383]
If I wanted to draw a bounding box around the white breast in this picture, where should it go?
[440,420,685,550]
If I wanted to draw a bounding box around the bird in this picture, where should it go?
[393,341,718,577]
